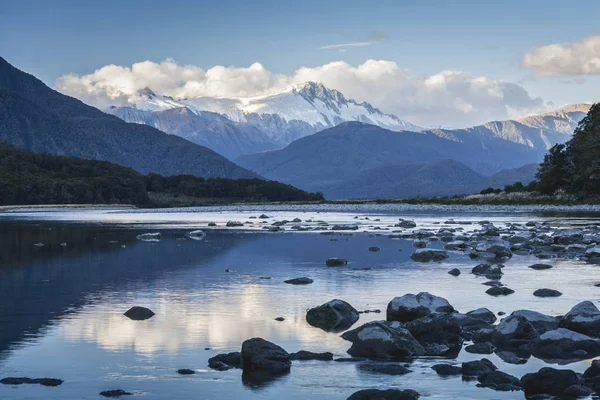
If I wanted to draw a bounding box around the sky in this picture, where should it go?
[1,0,600,127]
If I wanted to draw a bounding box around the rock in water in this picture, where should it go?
[533,288,562,297]
[521,367,579,397]
[290,351,333,361]
[405,314,464,357]
[100,389,133,397]
[208,352,242,370]
[0,377,63,387]
[485,287,514,296]
[284,277,313,285]
[186,230,206,240]
[528,263,553,270]
[448,268,461,276]
[123,306,155,321]
[476,371,522,391]
[177,369,195,375]
[410,248,449,262]
[431,364,462,376]
[561,301,600,337]
[341,320,425,360]
[326,258,348,267]
[466,308,497,324]
[306,299,359,331]
[358,363,411,375]
[241,338,291,376]
[386,292,454,322]
[461,358,497,377]
[347,389,420,400]
[530,328,600,361]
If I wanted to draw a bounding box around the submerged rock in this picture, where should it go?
[290,351,333,361]
[326,258,348,267]
[306,299,359,331]
[368,246,381,252]
[186,230,206,240]
[528,263,553,270]
[0,377,63,387]
[284,277,313,285]
[100,390,133,397]
[123,306,155,321]
[177,369,195,375]
[386,292,454,322]
[358,362,411,375]
[347,389,420,400]
[410,248,449,262]
[341,320,425,360]
[208,352,243,370]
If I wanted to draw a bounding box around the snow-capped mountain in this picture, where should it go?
[106,82,422,159]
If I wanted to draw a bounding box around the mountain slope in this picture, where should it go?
[105,82,422,159]
[0,57,256,179]
[236,121,553,197]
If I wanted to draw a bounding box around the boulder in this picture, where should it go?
[563,385,594,398]
[136,232,162,242]
[290,350,333,361]
[510,310,559,334]
[521,367,579,397]
[582,360,600,393]
[561,301,600,337]
[347,389,420,400]
[466,308,497,324]
[124,306,155,321]
[241,338,291,376]
[405,314,464,357]
[485,287,514,296]
[326,258,348,267]
[531,328,600,361]
[208,352,243,370]
[461,358,497,377]
[491,315,539,348]
[472,263,503,279]
[451,313,493,339]
[368,246,381,252]
[476,371,522,391]
[284,277,313,285]
[306,299,359,332]
[226,221,244,227]
[533,288,562,297]
[341,320,425,360]
[447,268,461,276]
[410,248,448,262]
[386,292,454,322]
[397,220,417,228]
[485,244,513,259]
[186,230,206,240]
[358,363,411,375]
[431,364,462,376]
[465,342,494,354]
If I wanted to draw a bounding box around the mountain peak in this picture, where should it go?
[137,87,157,98]
[292,81,347,106]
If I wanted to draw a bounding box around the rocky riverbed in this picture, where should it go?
[1,205,600,399]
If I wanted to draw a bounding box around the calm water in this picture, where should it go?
[1,205,600,399]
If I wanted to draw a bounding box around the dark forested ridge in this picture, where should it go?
[0,144,324,206]
[0,56,256,179]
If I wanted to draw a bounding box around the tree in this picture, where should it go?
[566,102,600,197]
[535,143,572,195]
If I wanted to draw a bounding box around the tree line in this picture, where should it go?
[0,144,324,206]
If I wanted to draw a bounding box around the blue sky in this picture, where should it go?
[2,0,599,126]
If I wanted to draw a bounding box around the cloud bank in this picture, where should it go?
[523,34,600,77]
[57,59,549,127]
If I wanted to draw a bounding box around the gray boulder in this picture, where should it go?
[241,338,291,376]
[531,328,600,361]
[461,358,497,377]
[491,315,539,348]
[386,292,454,322]
[405,314,464,357]
[326,258,348,267]
[561,301,600,338]
[410,248,449,262]
[341,320,425,360]
[306,299,359,332]
[476,371,522,391]
[347,389,420,400]
[466,308,497,324]
[521,367,579,397]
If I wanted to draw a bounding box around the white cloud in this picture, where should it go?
[522,34,600,77]
[56,59,550,127]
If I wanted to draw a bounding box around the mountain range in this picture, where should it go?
[236,119,583,199]
[0,57,255,179]
[106,82,422,159]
